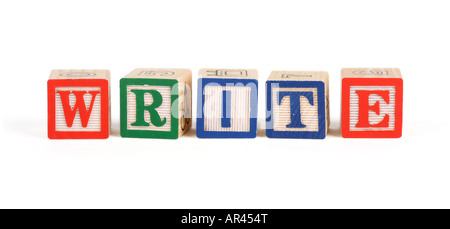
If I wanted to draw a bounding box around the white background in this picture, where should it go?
[0,0,449,209]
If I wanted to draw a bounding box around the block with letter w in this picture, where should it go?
[47,70,110,139]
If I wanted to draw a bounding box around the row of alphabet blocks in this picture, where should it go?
[47,68,403,139]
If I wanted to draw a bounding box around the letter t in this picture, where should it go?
[278,91,314,128]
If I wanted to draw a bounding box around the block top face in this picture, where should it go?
[124,68,191,81]
[49,69,110,81]
[199,68,258,80]
[268,71,328,82]
[341,68,402,79]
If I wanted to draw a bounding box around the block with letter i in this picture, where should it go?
[47,70,110,139]
[120,68,192,139]
[197,69,258,138]
[266,71,329,139]
[341,68,403,138]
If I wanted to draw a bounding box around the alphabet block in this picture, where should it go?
[266,71,329,139]
[197,69,258,138]
[341,68,403,138]
[47,70,110,139]
[120,68,192,139]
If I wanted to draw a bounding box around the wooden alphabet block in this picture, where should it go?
[120,68,192,139]
[197,69,258,138]
[47,70,110,139]
[266,71,329,139]
[341,68,403,138]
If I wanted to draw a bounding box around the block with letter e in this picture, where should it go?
[120,68,192,139]
[341,68,403,138]
[266,71,329,139]
[47,70,110,139]
[197,69,258,138]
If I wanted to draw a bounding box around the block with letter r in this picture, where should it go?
[197,69,258,138]
[47,69,110,139]
[266,71,329,139]
[120,68,192,139]
[341,68,403,138]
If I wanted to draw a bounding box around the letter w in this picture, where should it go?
[57,91,100,128]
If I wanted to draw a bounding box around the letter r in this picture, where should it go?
[130,89,167,127]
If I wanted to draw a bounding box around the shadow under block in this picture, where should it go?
[197,69,258,138]
[266,71,329,139]
[120,68,192,139]
[47,70,110,139]
[341,68,403,138]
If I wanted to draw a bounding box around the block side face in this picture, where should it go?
[266,80,326,139]
[47,79,109,139]
[341,78,403,138]
[341,68,402,79]
[197,78,258,138]
[178,78,192,136]
[324,78,330,132]
[120,78,179,139]
[268,71,329,82]
[124,68,191,80]
[199,69,258,80]
[50,69,110,81]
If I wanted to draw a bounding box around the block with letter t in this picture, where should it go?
[197,69,258,138]
[120,68,192,139]
[341,68,403,138]
[47,69,110,139]
[266,71,329,139]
